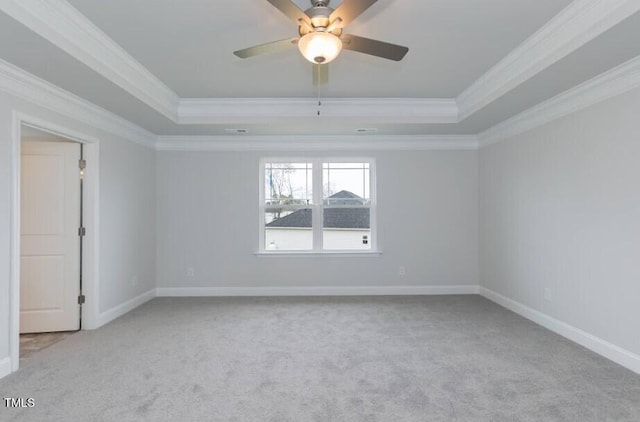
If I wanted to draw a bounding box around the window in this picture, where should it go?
[260,158,376,253]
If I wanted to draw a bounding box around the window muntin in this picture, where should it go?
[261,159,375,252]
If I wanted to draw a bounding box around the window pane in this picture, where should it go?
[322,207,371,250]
[323,163,370,205]
[265,163,312,206]
[264,208,312,250]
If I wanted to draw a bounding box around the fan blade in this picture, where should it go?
[233,38,298,59]
[313,64,329,86]
[341,34,408,61]
[266,0,312,26]
[330,0,377,27]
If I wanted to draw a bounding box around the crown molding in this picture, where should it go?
[178,98,459,124]
[457,0,640,120]
[0,0,180,120]
[156,135,478,152]
[0,0,457,125]
[1,0,638,151]
[3,46,639,153]
[0,58,156,148]
[478,55,640,147]
[2,0,637,127]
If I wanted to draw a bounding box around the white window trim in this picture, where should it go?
[258,157,378,254]
[254,251,382,257]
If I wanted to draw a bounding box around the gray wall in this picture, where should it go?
[98,129,156,311]
[479,86,640,356]
[0,91,156,362]
[156,150,479,288]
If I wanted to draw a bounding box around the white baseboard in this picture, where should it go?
[0,356,11,379]
[90,289,156,329]
[156,284,480,297]
[480,287,640,375]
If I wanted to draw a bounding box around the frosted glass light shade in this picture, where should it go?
[298,32,342,64]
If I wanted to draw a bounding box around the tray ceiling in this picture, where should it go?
[1,0,639,138]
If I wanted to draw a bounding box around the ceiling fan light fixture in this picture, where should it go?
[298,31,342,64]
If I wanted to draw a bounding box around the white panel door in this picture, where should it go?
[20,140,81,333]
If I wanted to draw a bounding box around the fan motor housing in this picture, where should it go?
[306,6,332,28]
[301,0,342,36]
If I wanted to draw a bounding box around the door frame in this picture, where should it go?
[9,111,100,373]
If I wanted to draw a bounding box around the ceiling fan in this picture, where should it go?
[233,0,409,83]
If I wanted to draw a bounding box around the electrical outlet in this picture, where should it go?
[544,288,552,302]
[398,266,406,276]
[130,275,138,287]
[187,267,195,277]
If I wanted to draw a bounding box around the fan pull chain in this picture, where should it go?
[316,64,322,116]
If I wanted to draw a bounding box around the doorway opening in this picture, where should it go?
[19,126,82,360]
[9,114,99,372]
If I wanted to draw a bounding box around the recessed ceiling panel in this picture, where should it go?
[2,3,638,138]
[67,0,573,98]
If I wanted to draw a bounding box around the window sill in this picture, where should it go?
[254,251,382,258]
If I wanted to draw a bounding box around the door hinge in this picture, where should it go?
[78,294,85,305]
[78,227,86,237]
[79,159,86,170]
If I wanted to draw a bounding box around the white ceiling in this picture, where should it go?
[1,0,639,137]
[65,0,571,98]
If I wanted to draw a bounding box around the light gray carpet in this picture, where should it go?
[1,295,639,421]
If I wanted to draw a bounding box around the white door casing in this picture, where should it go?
[20,140,81,333]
